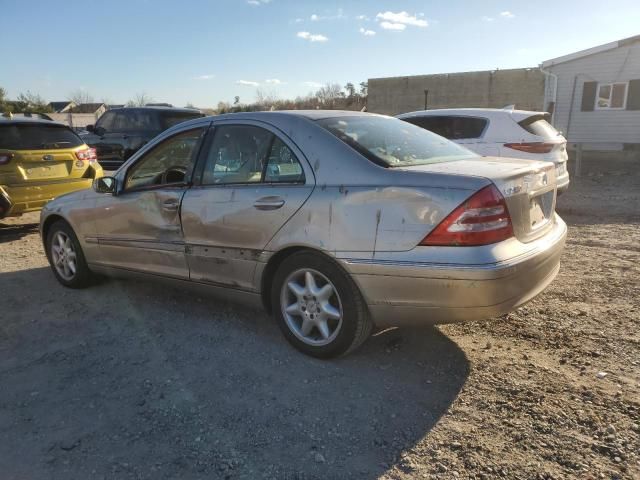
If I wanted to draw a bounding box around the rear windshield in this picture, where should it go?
[317,116,477,167]
[0,124,84,150]
[159,111,203,130]
[518,115,560,139]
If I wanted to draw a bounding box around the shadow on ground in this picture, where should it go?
[0,267,468,480]
[0,221,39,244]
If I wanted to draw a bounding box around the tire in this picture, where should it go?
[271,251,372,358]
[45,220,96,289]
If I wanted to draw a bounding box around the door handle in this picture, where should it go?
[253,196,285,210]
[162,199,179,211]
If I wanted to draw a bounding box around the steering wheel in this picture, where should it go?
[161,165,187,184]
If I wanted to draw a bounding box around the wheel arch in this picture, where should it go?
[260,246,356,314]
[41,214,70,245]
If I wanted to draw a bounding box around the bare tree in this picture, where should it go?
[255,88,278,109]
[315,83,344,108]
[15,91,52,113]
[68,89,94,105]
[126,93,153,107]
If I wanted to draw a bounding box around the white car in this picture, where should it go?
[397,108,570,193]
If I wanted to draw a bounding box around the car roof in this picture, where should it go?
[165,110,386,134]
[108,106,203,114]
[0,116,68,127]
[397,108,546,122]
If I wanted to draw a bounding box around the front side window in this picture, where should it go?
[201,125,272,185]
[125,128,204,190]
[318,116,477,168]
[95,111,116,131]
[597,83,627,109]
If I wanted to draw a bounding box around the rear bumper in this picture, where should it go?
[341,215,567,327]
[0,178,95,218]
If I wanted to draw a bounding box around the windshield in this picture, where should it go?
[317,115,477,167]
[0,124,84,150]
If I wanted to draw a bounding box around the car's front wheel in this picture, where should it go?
[45,220,96,289]
[272,251,372,358]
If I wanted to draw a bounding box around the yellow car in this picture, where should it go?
[0,115,103,218]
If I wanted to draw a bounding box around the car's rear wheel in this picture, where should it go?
[45,220,96,288]
[272,251,372,358]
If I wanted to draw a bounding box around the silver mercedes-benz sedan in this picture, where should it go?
[40,111,566,358]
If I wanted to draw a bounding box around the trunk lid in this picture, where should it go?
[397,157,557,243]
[10,149,78,181]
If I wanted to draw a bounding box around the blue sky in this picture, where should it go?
[2,0,639,108]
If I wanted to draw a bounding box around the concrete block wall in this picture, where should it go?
[368,68,545,116]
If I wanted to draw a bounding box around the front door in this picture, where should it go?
[93,127,207,278]
[181,122,315,290]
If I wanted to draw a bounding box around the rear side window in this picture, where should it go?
[0,124,84,150]
[518,115,560,139]
[159,112,203,130]
[404,116,487,139]
[114,110,158,132]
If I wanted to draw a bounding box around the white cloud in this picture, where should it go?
[236,80,260,87]
[193,74,215,80]
[265,78,283,85]
[297,31,329,42]
[500,11,515,18]
[359,27,376,36]
[376,11,428,27]
[481,16,494,22]
[303,81,323,89]
[380,21,406,31]
[247,0,270,5]
[293,18,303,23]
[310,14,319,21]
[356,14,369,21]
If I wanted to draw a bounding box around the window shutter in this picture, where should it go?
[581,81,597,111]
[626,79,640,110]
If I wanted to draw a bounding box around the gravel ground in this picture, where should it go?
[0,170,638,480]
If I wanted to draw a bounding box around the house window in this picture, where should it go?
[596,82,628,109]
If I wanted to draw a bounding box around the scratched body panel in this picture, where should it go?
[40,111,567,329]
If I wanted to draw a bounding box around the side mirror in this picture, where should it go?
[93,176,117,194]
[85,124,95,133]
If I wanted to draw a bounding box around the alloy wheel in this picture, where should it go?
[280,268,343,346]
[51,231,77,281]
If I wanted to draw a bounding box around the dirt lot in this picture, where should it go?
[1,168,638,480]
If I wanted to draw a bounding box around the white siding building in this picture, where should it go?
[541,35,640,151]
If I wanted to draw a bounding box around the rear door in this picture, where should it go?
[181,121,315,290]
[0,122,87,185]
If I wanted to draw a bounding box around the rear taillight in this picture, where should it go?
[420,184,513,246]
[75,147,97,163]
[0,153,14,165]
[504,142,555,154]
